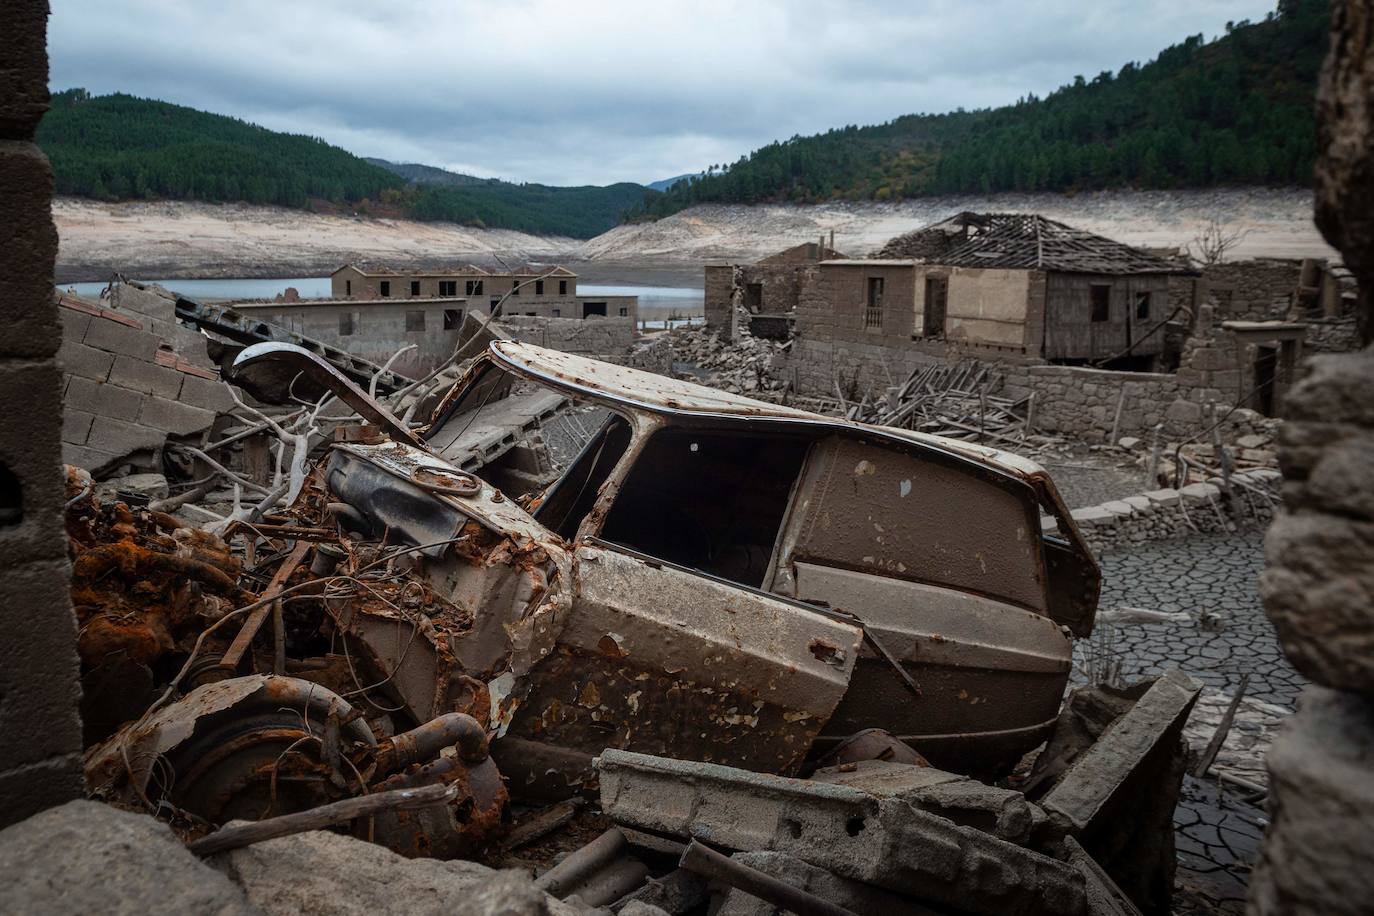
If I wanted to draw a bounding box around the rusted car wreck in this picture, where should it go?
[79,339,1195,913]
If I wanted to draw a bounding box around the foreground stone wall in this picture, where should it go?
[0,0,84,828]
[1248,3,1374,913]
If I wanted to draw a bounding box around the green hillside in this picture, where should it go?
[631,0,1328,219]
[38,92,645,237]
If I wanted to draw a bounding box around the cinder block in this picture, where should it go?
[61,409,94,445]
[83,318,157,361]
[56,339,114,381]
[60,442,119,473]
[0,142,60,359]
[58,307,92,342]
[87,416,165,457]
[64,376,144,422]
[177,373,235,413]
[0,756,84,830]
[0,360,70,566]
[138,396,216,436]
[107,354,183,399]
[0,559,81,772]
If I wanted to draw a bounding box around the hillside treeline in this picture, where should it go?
[38,91,644,238]
[630,0,1327,219]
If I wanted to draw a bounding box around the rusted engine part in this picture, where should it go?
[85,676,507,858]
[318,441,570,733]
[65,466,251,744]
[597,749,1088,916]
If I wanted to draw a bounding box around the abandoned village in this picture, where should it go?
[3,2,1373,916]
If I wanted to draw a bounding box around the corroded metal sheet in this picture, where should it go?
[502,544,862,786]
[786,435,1048,612]
[793,562,1071,771]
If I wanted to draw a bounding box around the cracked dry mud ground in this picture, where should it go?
[1087,529,1293,915]
[1087,528,1302,708]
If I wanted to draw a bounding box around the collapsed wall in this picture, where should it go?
[56,287,233,475]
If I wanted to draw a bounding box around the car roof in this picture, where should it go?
[488,340,1046,479]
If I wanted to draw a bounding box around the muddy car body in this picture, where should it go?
[300,340,1100,799]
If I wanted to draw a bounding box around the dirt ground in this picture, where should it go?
[55,187,1333,283]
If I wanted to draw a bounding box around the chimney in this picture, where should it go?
[818,235,825,261]
[829,229,835,254]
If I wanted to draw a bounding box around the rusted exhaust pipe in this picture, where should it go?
[375,712,488,773]
[534,828,628,898]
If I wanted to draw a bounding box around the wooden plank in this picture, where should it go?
[221,541,312,670]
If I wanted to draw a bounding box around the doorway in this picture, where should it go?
[1253,346,1278,416]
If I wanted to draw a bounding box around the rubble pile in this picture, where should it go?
[656,321,791,396]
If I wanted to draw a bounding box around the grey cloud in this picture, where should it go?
[49,0,1277,186]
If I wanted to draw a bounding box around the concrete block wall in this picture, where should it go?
[0,0,84,828]
[57,295,230,473]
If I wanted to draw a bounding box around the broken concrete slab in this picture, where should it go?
[0,799,260,916]
[211,827,592,916]
[598,749,1086,916]
[811,760,1045,845]
[1178,482,1220,502]
[1041,669,1201,835]
[1142,488,1181,507]
[95,472,169,503]
[1071,506,1117,527]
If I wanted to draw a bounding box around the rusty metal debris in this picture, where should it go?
[67,337,1203,913]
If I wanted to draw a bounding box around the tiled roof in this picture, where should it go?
[877,212,1195,275]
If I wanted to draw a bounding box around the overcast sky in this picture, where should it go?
[49,0,1278,187]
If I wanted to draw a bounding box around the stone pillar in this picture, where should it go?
[0,0,84,827]
[1247,2,1374,913]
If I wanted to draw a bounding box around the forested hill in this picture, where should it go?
[631,0,1328,220]
[38,92,644,237]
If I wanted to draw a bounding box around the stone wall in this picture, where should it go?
[497,315,637,357]
[1053,468,1282,555]
[1248,4,1374,912]
[1304,315,1361,352]
[57,293,232,474]
[0,0,84,828]
[1202,260,1302,321]
[704,265,737,340]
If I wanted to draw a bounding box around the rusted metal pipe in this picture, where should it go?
[375,712,488,773]
[534,828,628,898]
[680,839,857,916]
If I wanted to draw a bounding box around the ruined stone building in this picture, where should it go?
[704,239,845,340]
[818,212,1197,369]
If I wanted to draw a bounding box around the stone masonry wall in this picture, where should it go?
[498,315,637,357]
[1053,467,1282,555]
[1202,260,1302,321]
[0,0,84,828]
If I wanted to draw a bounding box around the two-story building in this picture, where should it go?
[329,264,637,322]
